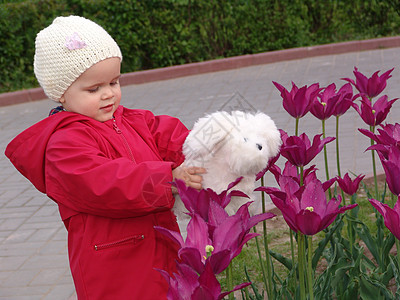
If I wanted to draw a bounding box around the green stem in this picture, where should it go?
[253,227,269,295]
[298,233,306,300]
[322,119,332,199]
[336,116,346,205]
[290,230,295,272]
[370,125,378,199]
[336,116,341,178]
[300,165,304,186]
[289,116,300,289]
[348,218,354,255]
[348,193,357,255]
[297,166,307,299]
[226,263,234,300]
[261,176,274,299]
[391,194,400,267]
[391,191,397,208]
[307,236,314,300]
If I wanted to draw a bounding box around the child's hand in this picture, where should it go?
[172,166,206,193]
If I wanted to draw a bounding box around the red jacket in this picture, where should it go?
[5,106,189,299]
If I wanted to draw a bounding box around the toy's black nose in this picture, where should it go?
[256,144,262,150]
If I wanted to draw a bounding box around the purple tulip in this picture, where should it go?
[336,173,365,196]
[155,191,274,298]
[259,176,357,235]
[158,259,250,300]
[172,179,247,222]
[211,202,275,260]
[268,160,322,186]
[310,83,340,120]
[359,123,400,150]
[270,161,336,191]
[158,202,275,273]
[376,146,400,196]
[273,81,321,119]
[255,151,280,181]
[280,131,335,167]
[378,123,400,145]
[352,95,398,127]
[343,67,394,98]
[333,83,355,116]
[172,180,213,221]
[155,214,214,273]
[260,162,336,195]
[369,197,400,240]
[157,180,275,275]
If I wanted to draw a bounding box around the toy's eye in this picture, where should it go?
[243,137,248,142]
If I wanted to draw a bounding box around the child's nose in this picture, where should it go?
[102,87,114,99]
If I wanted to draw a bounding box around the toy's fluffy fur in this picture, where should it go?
[173,110,281,235]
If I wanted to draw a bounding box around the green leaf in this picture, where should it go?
[312,214,344,268]
[359,274,392,299]
[357,223,381,266]
[244,265,264,300]
[390,256,400,297]
[383,234,395,261]
[269,249,292,270]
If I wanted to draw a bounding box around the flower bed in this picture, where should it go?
[157,67,400,299]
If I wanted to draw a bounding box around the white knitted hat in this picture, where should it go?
[34,15,122,102]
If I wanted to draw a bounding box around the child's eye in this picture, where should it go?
[110,80,119,86]
[88,87,99,93]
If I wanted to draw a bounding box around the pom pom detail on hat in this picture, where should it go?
[34,15,122,102]
[65,32,87,50]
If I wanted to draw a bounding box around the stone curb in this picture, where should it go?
[1,36,400,107]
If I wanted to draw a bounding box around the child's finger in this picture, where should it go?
[188,181,202,190]
[189,174,203,184]
[186,166,207,175]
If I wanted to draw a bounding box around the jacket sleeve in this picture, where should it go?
[45,125,175,219]
[140,110,189,168]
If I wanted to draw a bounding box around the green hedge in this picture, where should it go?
[1,0,400,94]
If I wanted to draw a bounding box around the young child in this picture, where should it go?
[5,15,205,299]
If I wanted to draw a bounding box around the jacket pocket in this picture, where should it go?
[94,235,145,251]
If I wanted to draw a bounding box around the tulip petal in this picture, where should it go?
[154,226,184,247]
[370,198,400,240]
[186,214,212,253]
[218,282,252,300]
[384,208,400,240]
[179,248,205,274]
[208,249,232,274]
[296,210,322,235]
[197,262,221,298]
[208,200,229,228]
[176,263,201,296]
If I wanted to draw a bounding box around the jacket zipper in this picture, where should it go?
[94,235,145,251]
[112,118,136,163]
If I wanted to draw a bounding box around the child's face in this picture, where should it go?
[60,57,122,122]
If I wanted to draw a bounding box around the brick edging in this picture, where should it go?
[1,36,400,107]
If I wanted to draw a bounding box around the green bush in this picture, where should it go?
[1,0,399,94]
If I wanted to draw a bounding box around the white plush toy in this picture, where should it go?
[173,110,281,236]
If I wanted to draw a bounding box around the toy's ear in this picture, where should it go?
[253,112,282,158]
[183,111,236,162]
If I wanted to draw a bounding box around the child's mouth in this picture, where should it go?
[101,104,114,112]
